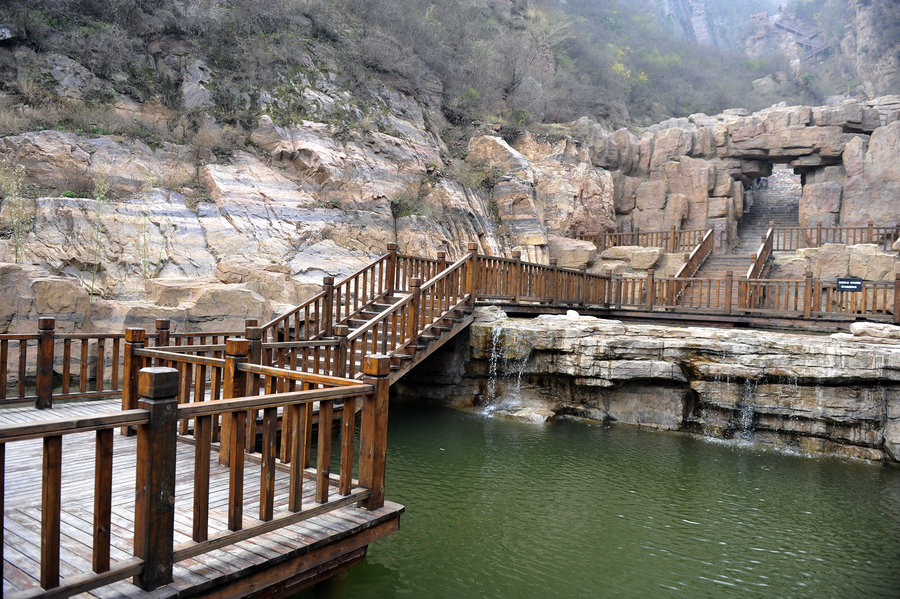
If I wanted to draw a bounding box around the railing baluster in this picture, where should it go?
[41,434,62,589]
[93,428,113,573]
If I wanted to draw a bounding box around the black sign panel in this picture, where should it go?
[837,277,863,292]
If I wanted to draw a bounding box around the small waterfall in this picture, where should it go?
[734,378,758,440]
[487,326,503,404]
[482,325,532,417]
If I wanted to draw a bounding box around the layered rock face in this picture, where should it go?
[573,99,900,250]
[444,307,900,462]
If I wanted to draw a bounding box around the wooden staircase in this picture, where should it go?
[259,244,477,386]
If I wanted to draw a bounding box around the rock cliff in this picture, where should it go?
[427,307,900,462]
[2,96,899,335]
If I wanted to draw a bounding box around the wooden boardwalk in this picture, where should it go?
[1,399,402,598]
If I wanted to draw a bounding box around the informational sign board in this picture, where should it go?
[836,277,864,292]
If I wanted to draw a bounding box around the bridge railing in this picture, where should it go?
[0,350,390,597]
[474,254,899,323]
[771,222,899,251]
[578,228,707,253]
[0,319,239,410]
[746,225,775,280]
[343,249,474,377]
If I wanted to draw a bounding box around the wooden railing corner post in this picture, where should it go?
[133,366,178,591]
[334,324,349,378]
[359,355,391,510]
[578,267,587,307]
[245,326,263,394]
[154,319,170,347]
[724,270,734,315]
[816,222,823,246]
[322,276,335,338]
[867,220,875,244]
[804,269,814,319]
[36,317,55,409]
[646,270,655,310]
[122,327,146,435]
[219,337,249,467]
[407,277,423,342]
[437,251,447,271]
[386,243,398,295]
[549,259,559,305]
[465,242,479,305]
[669,226,678,253]
[512,251,522,304]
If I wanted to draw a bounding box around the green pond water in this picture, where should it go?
[300,399,900,599]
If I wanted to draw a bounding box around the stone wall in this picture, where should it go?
[571,98,900,246]
[404,307,900,463]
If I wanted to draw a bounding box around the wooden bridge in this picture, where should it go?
[1,222,898,597]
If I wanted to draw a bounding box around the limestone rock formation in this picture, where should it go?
[573,98,900,249]
[461,309,900,462]
[465,132,616,262]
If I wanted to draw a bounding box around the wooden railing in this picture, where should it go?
[772,221,899,252]
[746,225,774,280]
[0,318,239,409]
[578,228,707,253]
[342,249,474,377]
[260,244,444,345]
[472,253,900,324]
[583,223,900,254]
[0,350,390,597]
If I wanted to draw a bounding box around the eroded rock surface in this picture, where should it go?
[449,308,900,462]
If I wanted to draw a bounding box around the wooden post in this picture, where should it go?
[816,222,823,247]
[121,328,146,435]
[549,259,558,305]
[359,355,390,510]
[511,251,521,303]
[41,433,61,589]
[804,269,814,319]
[407,278,422,342]
[867,220,874,244]
[133,367,178,591]
[894,272,900,325]
[578,267,587,307]
[219,338,249,467]
[465,242,479,306]
[385,243,398,295]
[669,226,677,253]
[724,271,733,315]
[322,276,335,338]
[245,326,263,451]
[437,251,447,272]
[646,270,655,310]
[334,325,349,378]
[153,319,170,367]
[36,317,55,409]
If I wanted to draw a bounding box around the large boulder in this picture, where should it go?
[547,235,597,270]
[841,122,900,226]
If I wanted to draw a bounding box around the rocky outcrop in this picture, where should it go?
[465,133,616,263]
[572,98,900,248]
[771,243,899,282]
[440,307,900,462]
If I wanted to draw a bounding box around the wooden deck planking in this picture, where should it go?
[1,401,403,598]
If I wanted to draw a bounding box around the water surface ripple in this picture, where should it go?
[301,401,900,598]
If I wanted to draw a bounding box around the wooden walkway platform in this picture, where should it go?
[2,400,403,599]
[1,353,402,599]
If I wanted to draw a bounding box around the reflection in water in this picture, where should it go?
[298,399,900,599]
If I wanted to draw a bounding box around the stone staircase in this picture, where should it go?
[733,166,800,254]
[680,166,801,307]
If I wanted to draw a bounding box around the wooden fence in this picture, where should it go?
[0,350,390,596]
[577,228,707,253]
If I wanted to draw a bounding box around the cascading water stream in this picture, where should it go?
[735,378,758,440]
